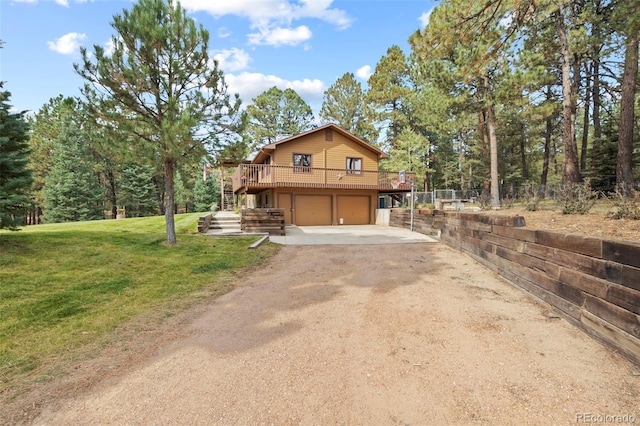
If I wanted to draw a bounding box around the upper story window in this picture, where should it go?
[325,128,333,141]
[346,157,362,175]
[293,153,312,173]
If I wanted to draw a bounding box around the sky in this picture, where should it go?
[1,0,437,117]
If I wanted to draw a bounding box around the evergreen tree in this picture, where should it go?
[193,171,221,212]
[27,96,81,224]
[614,0,640,196]
[118,163,157,217]
[245,86,314,149]
[76,0,240,244]
[0,85,32,229]
[366,45,412,149]
[319,72,377,142]
[43,118,103,223]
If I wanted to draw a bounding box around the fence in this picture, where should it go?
[414,185,568,206]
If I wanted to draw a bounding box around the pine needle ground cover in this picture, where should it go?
[0,213,279,394]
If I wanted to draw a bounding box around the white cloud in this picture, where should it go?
[181,0,352,47]
[226,72,324,105]
[15,0,89,4]
[419,10,433,28]
[356,65,372,80]
[104,38,116,56]
[211,48,251,72]
[218,27,231,39]
[47,32,86,55]
[248,25,312,47]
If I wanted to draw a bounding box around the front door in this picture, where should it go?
[278,193,293,225]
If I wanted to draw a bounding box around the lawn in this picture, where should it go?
[0,213,279,394]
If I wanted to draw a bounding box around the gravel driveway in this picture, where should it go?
[35,242,639,425]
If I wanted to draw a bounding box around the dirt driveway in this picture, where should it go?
[34,242,639,425]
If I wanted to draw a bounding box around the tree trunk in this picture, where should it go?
[106,169,118,219]
[478,111,489,157]
[164,159,177,244]
[616,29,639,197]
[541,87,553,188]
[556,9,580,184]
[581,61,592,173]
[484,75,500,208]
[592,55,602,154]
[520,132,529,181]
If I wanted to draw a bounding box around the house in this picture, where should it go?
[231,124,413,226]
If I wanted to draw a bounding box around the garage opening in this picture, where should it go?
[294,195,332,226]
[337,195,370,225]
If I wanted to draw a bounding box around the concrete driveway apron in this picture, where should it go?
[268,225,437,245]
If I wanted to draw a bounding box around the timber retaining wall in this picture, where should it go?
[241,208,285,235]
[389,208,640,365]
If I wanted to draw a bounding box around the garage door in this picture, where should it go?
[295,195,332,226]
[337,195,370,225]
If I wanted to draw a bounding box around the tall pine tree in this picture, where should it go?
[43,118,103,223]
[76,0,240,244]
[320,72,377,142]
[0,84,32,229]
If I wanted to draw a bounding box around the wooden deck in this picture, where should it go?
[232,164,414,194]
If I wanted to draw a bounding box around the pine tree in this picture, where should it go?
[319,72,377,142]
[366,45,412,149]
[193,171,221,212]
[43,119,103,223]
[245,87,314,149]
[118,163,157,217]
[76,0,240,244]
[27,96,80,224]
[0,85,32,229]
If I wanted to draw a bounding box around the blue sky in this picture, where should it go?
[1,0,437,116]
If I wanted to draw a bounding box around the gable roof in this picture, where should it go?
[251,123,388,164]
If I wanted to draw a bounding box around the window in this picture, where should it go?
[325,128,333,141]
[346,157,362,175]
[293,153,312,173]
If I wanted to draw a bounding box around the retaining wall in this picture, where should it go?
[241,208,285,235]
[389,208,640,365]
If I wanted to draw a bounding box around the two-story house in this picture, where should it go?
[232,124,413,226]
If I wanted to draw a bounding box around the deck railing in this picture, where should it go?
[232,164,414,193]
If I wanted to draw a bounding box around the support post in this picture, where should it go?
[410,182,415,232]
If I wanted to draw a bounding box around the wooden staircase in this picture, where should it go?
[198,212,241,234]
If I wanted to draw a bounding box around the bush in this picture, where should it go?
[558,181,595,215]
[501,194,515,209]
[606,187,640,220]
[522,181,541,211]
[478,190,492,210]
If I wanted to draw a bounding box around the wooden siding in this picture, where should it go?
[233,126,412,193]
[272,131,379,171]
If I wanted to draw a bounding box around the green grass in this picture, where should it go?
[0,213,279,392]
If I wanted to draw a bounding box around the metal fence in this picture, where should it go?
[393,185,566,207]
[381,183,639,209]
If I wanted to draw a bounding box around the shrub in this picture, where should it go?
[606,187,640,220]
[501,194,515,209]
[558,181,595,215]
[478,190,492,210]
[522,181,541,211]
